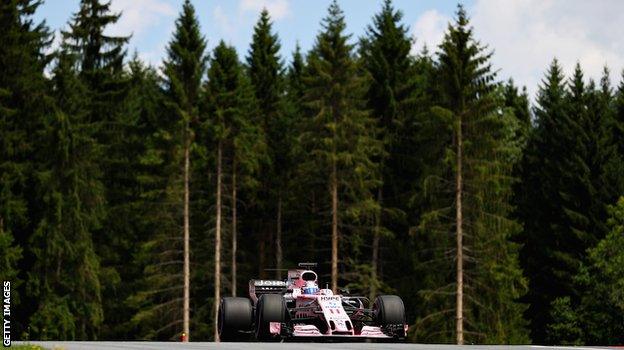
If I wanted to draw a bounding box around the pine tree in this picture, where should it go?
[131,0,206,341]
[61,0,134,336]
[0,0,51,334]
[126,113,188,338]
[123,58,181,341]
[284,45,322,267]
[540,66,623,344]
[63,0,128,92]
[229,56,264,300]
[389,46,445,342]
[287,44,305,103]
[301,0,382,292]
[202,41,264,341]
[587,69,623,219]
[517,60,568,344]
[27,50,105,340]
[0,0,24,305]
[517,62,620,344]
[163,1,206,341]
[417,6,527,344]
[572,196,624,344]
[99,55,166,339]
[359,0,415,299]
[246,9,285,276]
[61,0,130,153]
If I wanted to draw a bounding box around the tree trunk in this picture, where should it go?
[331,154,339,293]
[182,128,190,342]
[455,115,464,345]
[276,192,283,279]
[231,157,237,297]
[214,140,223,342]
[370,188,382,300]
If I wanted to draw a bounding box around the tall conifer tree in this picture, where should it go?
[389,46,444,342]
[61,0,134,335]
[164,0,205,341]
[63,0,128,92]
[301,0,382,292]
[517,60,567,343]
[537,65,622,344]
[517,61,620,343]
[417,6,527,344]
[246,9,286,275]
[123,58,183,340]
[202,41,264,340]
[284,45,321,266]
[27,50,105,340]
[0,0,51,334]
[100,56,166,339]
[360,0,414,299]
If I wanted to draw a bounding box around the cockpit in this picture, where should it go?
[288,269,318,289]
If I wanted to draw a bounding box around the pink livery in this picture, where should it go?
[218,262,408,341]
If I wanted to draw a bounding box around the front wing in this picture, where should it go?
[270,322,408,341]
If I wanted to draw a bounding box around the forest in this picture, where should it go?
[1,0,624,345]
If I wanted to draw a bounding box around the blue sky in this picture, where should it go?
[34,0,468,63]
[34,0,624,100]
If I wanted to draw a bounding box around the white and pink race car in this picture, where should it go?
[218,263,408,341]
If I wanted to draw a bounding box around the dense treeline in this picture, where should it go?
[1,0,624,345]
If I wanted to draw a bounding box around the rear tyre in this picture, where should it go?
[218,297,253,341]
[255,294,287,341]
[373,295,406,338]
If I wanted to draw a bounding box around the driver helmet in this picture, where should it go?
[302,280,319,295]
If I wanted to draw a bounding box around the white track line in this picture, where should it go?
[531,346,610,350]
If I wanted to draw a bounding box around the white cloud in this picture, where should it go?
[49,29,63,53]
[411,9,450,55]
[213,5,235,36]
[107,0,176,39]
[138,41,168,70]
[412,1,624,100]
[470,0,624,99]
[104,0,176,67]
[239,0,291,20]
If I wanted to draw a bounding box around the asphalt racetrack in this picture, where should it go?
[14,342,620,350]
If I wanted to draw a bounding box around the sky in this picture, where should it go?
[33,0,624,101]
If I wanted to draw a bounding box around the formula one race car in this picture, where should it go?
[218,263,407,341]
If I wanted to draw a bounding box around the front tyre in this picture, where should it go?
[218,297,253,341]
[373,295,406,338]
[255,294,287,341]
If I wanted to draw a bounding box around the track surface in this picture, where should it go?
[14,342,618,350]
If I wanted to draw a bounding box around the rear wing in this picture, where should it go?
[249,279,287,303]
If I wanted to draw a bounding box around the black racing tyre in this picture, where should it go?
[373,295,406,337]
[255,294,287,341]
[218,297,253,341]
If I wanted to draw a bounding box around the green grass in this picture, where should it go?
[10,344,48,350]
